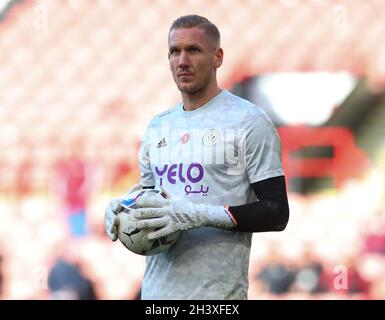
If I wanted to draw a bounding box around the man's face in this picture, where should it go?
[168,27,222,94]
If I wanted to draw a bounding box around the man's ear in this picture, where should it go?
[214,47,223,69]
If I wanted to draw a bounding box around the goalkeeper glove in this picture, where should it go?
[104,184,143,241]
[132,192,237,240]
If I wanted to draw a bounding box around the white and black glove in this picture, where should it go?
[104,184,143,241]
[133,192,237,240]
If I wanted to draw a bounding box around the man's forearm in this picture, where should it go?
[229,176,289,232]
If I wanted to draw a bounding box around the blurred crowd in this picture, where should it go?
[248,235,385,300]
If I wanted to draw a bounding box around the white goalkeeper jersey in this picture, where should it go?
[139,89,284,300]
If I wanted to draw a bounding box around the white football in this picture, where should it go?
[117,189,180,256]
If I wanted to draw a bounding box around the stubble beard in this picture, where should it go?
[176,74,210,96]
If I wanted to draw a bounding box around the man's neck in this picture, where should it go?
[181,85,222,111]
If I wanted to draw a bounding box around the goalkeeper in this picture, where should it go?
[105,14,289,300]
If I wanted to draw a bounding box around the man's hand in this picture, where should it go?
[132,192,237,240]
[104,184,143,241]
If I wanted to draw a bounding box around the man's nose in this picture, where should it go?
[178,51,190,67]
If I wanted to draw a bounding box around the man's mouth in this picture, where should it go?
[178,73,193,77]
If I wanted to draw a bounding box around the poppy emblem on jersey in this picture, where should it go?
[181,133,190,144]
[203,129,220,146]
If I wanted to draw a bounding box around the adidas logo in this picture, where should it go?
[156,137,167,148]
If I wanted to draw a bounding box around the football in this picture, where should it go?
[116,189,180,256]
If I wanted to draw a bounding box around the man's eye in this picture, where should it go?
[189,48,199,53]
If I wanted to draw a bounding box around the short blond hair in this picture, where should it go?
[169,14,220,47]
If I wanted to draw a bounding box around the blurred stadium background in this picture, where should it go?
[1,0,385,299]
